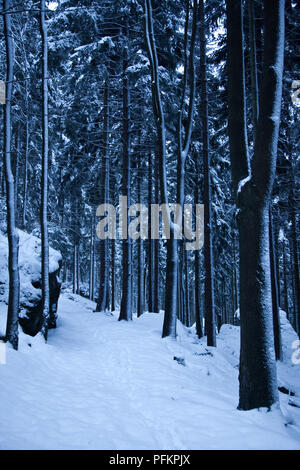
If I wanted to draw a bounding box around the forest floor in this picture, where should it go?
[0,292,300,450]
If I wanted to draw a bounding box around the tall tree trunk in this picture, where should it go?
[144,0,173,335]
[163,0,197,337]
[194,152,203,338]
[147,151,154,312]
[248,0,282,355]
[199,0,216,346]
[40,0,50,340]
[153,152,160,313]
[226,0,284,410]
[144,0,197,337]
[96,80,110,312]
[119,21,132,321]
[4,0,20,350]
[21,42,30,230]
[137,150,144,317]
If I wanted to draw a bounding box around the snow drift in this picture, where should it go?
[0,229,62,335]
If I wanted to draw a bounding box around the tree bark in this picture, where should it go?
[289,175,300,337]
[226,0,284,410]
[144,0,197,338]
[4,0,20,350]
[89,214,95,301]
[199,0,216,346]
[153,152,160,313]
[248,0,259,141]
[269,207,283,360]
[147,151,154,312]
[40,0,50,340]
[137,148,144,317]
[96,80,110,312]
[119,20,132,321]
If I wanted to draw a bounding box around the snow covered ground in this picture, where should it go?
[0,293,299,450]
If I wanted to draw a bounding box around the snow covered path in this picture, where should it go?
[0,293,300,450]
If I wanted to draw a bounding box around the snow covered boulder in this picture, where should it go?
[0,229,62,336]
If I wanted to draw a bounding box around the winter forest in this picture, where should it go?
[0,0,299,451]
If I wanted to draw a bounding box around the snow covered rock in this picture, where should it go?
[0,229,62,336]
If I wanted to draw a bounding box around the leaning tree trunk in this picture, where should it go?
[4,0,20,350]
[163,0,198,338]
[144,0,197,337]
[144,0,174,336]
[226,0,284,410]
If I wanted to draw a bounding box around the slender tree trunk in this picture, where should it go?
[40,0,50,340]
[13,124,20,219]
[184,248,190,326]
[232,231,238,318]
[144,0,197,337]
[288,235,297,330]
[147,151,154,312]
[22,101,29,229]
[97,80,110,312]
[163,0,198,337]
[76,244,80,295]
[274,224,281,309]
[137,151,144,317]
[269,207,283,360]
[89,214,94,300]
[4,0,20,350]
[153,152,160,313]
[282,239,289,318]
[111,238,115,311]
[289,181,300,337]
[119,22,132,321]
[194,152,203,338]
[178,242,185,323]
[199,0,216,346]
[248,0,259,141]
[226,0,284,410]
[144,0,173,335]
